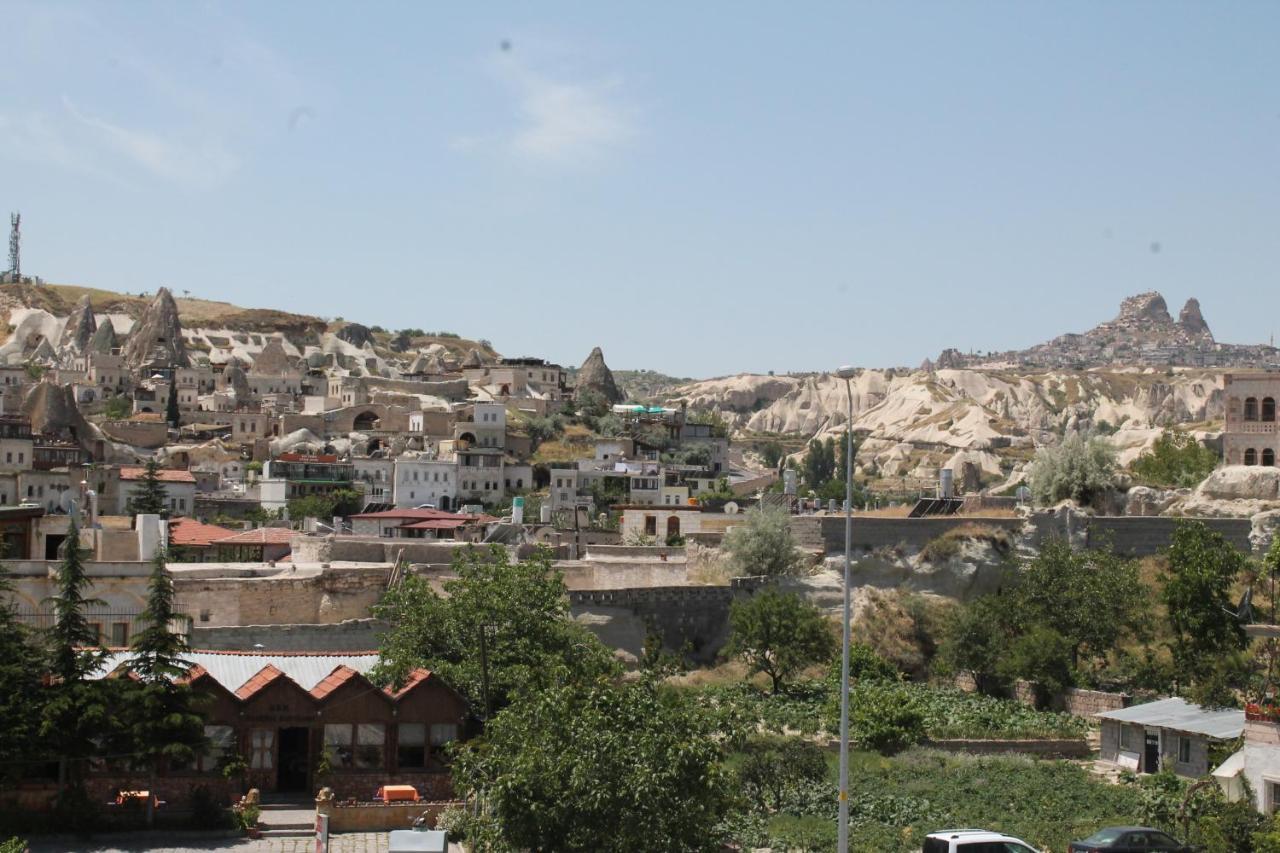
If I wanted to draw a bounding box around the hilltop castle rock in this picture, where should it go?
[575,346,624,404]
[932,291,1274,370]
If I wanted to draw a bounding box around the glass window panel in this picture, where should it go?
[398,723,425,746]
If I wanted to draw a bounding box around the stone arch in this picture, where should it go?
[1246,448,1258,465]
[1266,449,1276,467]
[1265,398,1276,422]
[439,495,451,511]
[1246,397,1259,421]
[353,410,379,432]
[458,432,476,446]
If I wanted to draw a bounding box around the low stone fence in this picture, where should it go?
[956,674,1129,717]
[923,738,1092,759]
[320,799,462,833]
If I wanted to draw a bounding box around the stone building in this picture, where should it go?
[1224,373,1280,466]
[1096,698,1242,779]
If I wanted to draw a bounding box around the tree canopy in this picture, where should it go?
[1131,431,1220,488]
[451,680,730,852]
[1027,431,1117,507]
[721,507,803,578]
[372,545,617,714]
[126,459,169,518]
[726,588,835,694]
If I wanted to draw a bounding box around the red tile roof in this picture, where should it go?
[350,508,460,521]
[211,527,296,545]
[234,664,286,700]
[120,466,196,483]
[310,665,362,700]
[398,518,469,530]
[169,517,235,548]
[389,668,433,699]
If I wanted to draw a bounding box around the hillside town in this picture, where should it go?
[6,4,1280,852]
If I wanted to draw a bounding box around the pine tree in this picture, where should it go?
[0,564,45,784]
[41,517,112,811]
[126,549,205,825]
[127,458,169,518]
[165,380,180,429]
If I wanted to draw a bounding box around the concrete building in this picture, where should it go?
[392,458,457,510]
[1097,698,1243,779]
[114,466,197,517]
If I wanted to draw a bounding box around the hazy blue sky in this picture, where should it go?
[3,2,1277,377]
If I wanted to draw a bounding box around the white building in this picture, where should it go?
[393,458,458,511]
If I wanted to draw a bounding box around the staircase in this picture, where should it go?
[257,796,315,838]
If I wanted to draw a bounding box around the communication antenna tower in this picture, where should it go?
[7,213,19,280]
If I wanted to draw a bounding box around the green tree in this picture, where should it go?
[846,680,926,754]
[735,735,828,812]
[1027,431,1117,507]
[286,488,362,523]
[165,381,180,429]
[126,458,169,518]
[802,437,835,491]
[938,595,1013,695]
[451,680,730,852]
[1131,431,1220,488]
[523,414,565,450]
[1163,521,1250,702]
[41,519,113,811]
[759,441,784,470]
[996,625,1076,708]
[0,565,45,784]
[125,549,206,826]
[103,395,131,419]
[726,589,835,694]
[722,507,803,577]
[372,545,617,714]
[1010,538,1148,670]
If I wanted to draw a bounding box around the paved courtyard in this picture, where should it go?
[27,834,464,853]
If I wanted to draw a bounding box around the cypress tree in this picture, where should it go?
[126,549,205,826]
[41,518,112,812]
[0,564,45,784]
[165,380,180,429]
[127,458,169,518]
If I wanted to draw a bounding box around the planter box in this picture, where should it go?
[326,800,463,834]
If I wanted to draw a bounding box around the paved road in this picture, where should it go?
[27,834,465,853]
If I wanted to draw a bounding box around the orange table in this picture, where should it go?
[375,785,419,803]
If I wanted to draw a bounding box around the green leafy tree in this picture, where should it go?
[1162,521,1249,702]
[103,395,131,420]
[802,438,836,491]
[0,565,45,784]
[996,625,1076,708]
[125,549,206,826]
[523,414,565,450]
[722,507,803,577]
[372,545,617,714]
[759,441,784,470]
[126,458,169,518]
[1010,538,1148,670]
[1131,431,1220,488]
[1027,431,1117,507]
[451,680,731,852]
[165,381,180,429]
[286,488,362,522]
[938,595,1013,695]
[735,735,828,812]
[726,589,836,694]
[846,681,926,754]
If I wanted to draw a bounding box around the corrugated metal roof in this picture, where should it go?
[94,651,380,694]
[1096,697,1244,740]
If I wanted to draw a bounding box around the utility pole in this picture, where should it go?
[8,212,20,280]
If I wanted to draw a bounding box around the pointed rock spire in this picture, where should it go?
[89,317,118,355]
[58,294,98,355]
[574,346,624,403]
[123,287,189,368]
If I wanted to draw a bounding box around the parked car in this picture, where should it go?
[1069,826,1196,852]
[923,829,1038,852]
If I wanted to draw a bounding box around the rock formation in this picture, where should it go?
[20,379,99,450]
[58,294,97,355]
[335,322,375,349]
[462,349,485,369]
[251,337,292,375]
[123,287,189,369]
[575,346,624,404]
[222,363,252,399]
[1178,297,1212,340]
[88,316,117,355]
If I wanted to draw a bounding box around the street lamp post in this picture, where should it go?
[835,365,858,853]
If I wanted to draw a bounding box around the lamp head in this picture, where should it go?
[836,365,858,380]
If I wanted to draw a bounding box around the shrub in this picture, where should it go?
[187,785,230,830]
[919,534,961,563]
[1027,431,1117,507]
[847,681,925,754]
[1131,431,1220,488]
[722,508,803,577]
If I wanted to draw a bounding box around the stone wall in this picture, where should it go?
[325,799,461,833]
[174,566,390,628]
[1087,516,1252,556]
[191,618,386,651]
[810,515,1025,554]
[921,738,1091,759]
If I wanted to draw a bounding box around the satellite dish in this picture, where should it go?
[724,501,739,515]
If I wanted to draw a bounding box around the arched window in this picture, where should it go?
[1246,398,1260,421]
[1245,448,1258,465]
[1265,449,1276,467]
[1265,398,1276,422]
[666,516,681,539]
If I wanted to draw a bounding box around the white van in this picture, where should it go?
[923,829,1038,853]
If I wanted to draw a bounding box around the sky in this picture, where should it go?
[2,2,1278,378]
